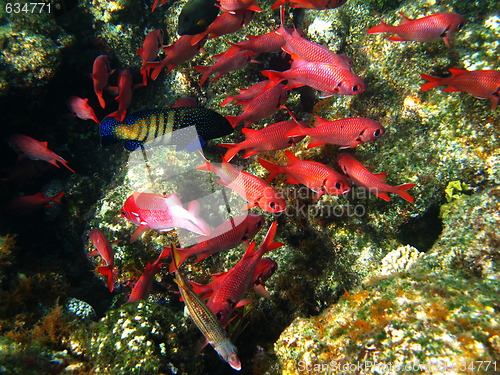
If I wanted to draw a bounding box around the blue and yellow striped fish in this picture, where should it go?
[100,107,233,151]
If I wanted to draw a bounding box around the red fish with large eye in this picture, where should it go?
[259,151,350,201]
[285,116,385,149]
[225,83,289,128]
[8,134,75,173]
[195,48,259,86]
[137,30,164,86]
[108,69,136,122]
[3,191,64,216]
[149,35,206,80]
[261,60,365,97]
[206,221,282,328]
[88,229,118,292]
[221,81,268,107]
[190,10,254,46]
[196,157,286,213]
[91,55,114,108]
[366,12,466,47]
[121,192,211,243]
[337,153,415,203]
[421,68,500,111]
[67,96,99,124]
[163,213,265,272]
[218,117,309,161]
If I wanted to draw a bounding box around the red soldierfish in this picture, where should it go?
[272,0,346,10]
[196,158,286,213]
[190,10,254,46]
[195,48,259,86]
[225,29,288,58]
[67,96,99,124]
[421,68,500,111]
[89,228,118,292]
[285,116,385,149]
[190,257,277,299]
[337,153,415,203]
[171,244,241,371]
[225,83,289,128]
[3,191,64,216]
[218,118,309,161]
[8,134,75,173]
[127,247,171,302]
[165,213,265,272]
[221,81,268,107]
[149,35,207,80]
[137,30,164,86]
[108,69,135,122]
[366,12,466,47]
[259,151,350,200]
[206,221,281,327]
[262,60,365,97]
[121,192,211,243]
[92,55,114,108]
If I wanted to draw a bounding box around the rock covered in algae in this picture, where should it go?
[275,186,500,374]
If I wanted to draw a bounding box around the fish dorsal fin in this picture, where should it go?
[314,114,329,127]
[398,12,412,25]
[449,68,467,77]
[284,150,299,166]
[164,192,183,208]
[136,48,144,55]
[241,128,258,139]
[135,192,169,211]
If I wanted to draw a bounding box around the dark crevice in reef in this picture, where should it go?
[397,204,443,252]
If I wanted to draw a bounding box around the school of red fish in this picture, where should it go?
[4,0,500,370]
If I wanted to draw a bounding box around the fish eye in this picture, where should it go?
[353,85,359,92]
[270,202,276,209]
[457,22,464,29]
[335,182,342,190]
[121,210,127,216]
[216,312,223,320]
[256,220,262,228]
[374,129,381,137]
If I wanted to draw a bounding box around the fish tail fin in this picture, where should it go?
[140,67,148,86]
[57,158,75,173]
[257,158,283,182]
[98,266,115,292]
[395,183,415,203]
[149,59,169,81]
[420,74,441,91]
[50,191,65,205]
[366,14,392,34]
[188,200,212,236]
[194,65,211,86]
[225,115,242,129]
[221,95,235,107]
[97,93,106,109]
[217,143,240,162]
[100,116,123,146]
[165,246,190,273]
[261,71,284,90]
[108,109,126,122]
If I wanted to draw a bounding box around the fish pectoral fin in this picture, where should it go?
[389,36,406,41]
[130,225,149,243]
[374,191,391,201]
[442,86,460,92]
[373,172,387,182]
[312,190,324,202]
[241,202,258,211]
[253,284,271,298]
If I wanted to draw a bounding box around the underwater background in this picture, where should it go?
[0,0,499,373]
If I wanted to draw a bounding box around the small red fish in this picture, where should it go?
[225,29,287,58]
[285,116,385,149]
[272,0,346,10]
[164,213,265,272]
[221,81,268,107]
[190,10,254,46]
[337,153,415,203]
[149,35,206,80]
[92,55,114,108]
[128,247,171,302]
[137,30,164,86]
[3,191,64,216]
[121,192,212,243]
[366,12,466,47]
[67,96,99,124]
[190,256,277,299]
[8,134,75,173]
[218,117,309,161]
[219,0,261,13]
[1,159,52,186]
[262,60,365,97]
[107,70,135,122]
[195,48,259,86]
[196,157,286,213]
[259,151,350,200]
[421,68,500,110]
[173,97,199,108]
[225,83,289,128]
[88,228,118,292]
[206,221,281,327]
